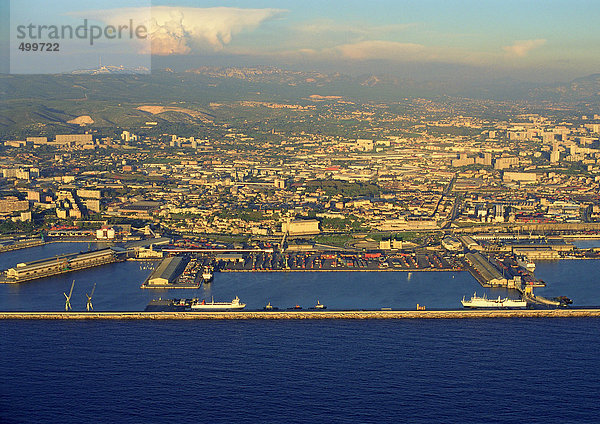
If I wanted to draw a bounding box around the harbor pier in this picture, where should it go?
[0,248,126,283]
[1,309,600,320]
[0,238,45,253]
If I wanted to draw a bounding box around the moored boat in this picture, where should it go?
[461,293,527,309]
[554,296,573,306]
[190,296,245,310]
[263,302,279,311]
[201,266,214,282]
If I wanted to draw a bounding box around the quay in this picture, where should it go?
[462,252,562,305]
[220,268,459,273]
[0,238,45,253]
[140,256,203,289]
[0,248,126,283]
[140,250,460,288]
[1,309,600,320]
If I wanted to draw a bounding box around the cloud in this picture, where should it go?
[293,20,420,50]
[332,40,426,60]
[279,38,540,69]
[281,40,452,64]
[297,20,417,38]
[150,6,284,55]
[502,39,546,57]
[72,6,285,55]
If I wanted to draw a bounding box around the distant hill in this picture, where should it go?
[0,72,220,137]
[528,74,600,102]
[1,68,599,137]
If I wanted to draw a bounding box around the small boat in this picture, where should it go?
[288,304,302,310]
[263,302,279,311]
[554,296,573,305]
[314,300,326,309]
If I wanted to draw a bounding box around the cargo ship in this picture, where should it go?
[461,293,527,309]
[190,296,245,310]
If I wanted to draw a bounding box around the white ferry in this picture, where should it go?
[190,296,246,310]
[461,293,527,309]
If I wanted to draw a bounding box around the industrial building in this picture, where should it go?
[379,239,404,250]
[464,252,508,287]
[458,235,483,251]
[96,227,116,239]
[503,172,539,183]
[4,248,121,282]
[442,237,463,252]
[125,237,172,251]
[512,247,560,260]
[145,256,186,287]
[215,253,245,263]
[282,219,320,236]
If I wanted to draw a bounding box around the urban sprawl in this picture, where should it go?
[1,96,600,303]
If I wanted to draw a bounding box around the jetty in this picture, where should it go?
[0,248,126,283]
[1,309,599,320]
[0,237,45,253]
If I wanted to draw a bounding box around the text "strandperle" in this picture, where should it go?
[16,19,148,45]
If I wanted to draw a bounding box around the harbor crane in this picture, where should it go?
[86,283,96,311]
[64,280,75,311]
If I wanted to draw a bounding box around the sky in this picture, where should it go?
[4,0,600,81]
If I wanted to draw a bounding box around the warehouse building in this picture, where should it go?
[146,256,186,286]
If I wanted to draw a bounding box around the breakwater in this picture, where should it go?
[220,268,459,273]
[2,309,600,320]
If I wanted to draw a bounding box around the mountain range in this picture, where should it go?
[1,67,599,137]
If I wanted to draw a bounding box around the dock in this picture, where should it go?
[1,309,599,320]
[0,238,45,253]
[0,248,126,283]
[140,256,204,289]
[212,251,459,272]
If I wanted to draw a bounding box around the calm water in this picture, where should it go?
[570,239,600,249]
[0,243,599,310]
[1,319,599,424]
[2,244,600,423]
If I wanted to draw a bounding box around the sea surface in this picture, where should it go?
[1,319,600,424]
[1,242,599,311]
[570,238,600,249]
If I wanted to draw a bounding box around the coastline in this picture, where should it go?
[2,309,600,320]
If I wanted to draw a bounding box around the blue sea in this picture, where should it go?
[1,243,600,423]
[1,319,599,424]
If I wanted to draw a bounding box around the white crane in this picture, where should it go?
[86,283,96,311]
[64,280,75,311]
